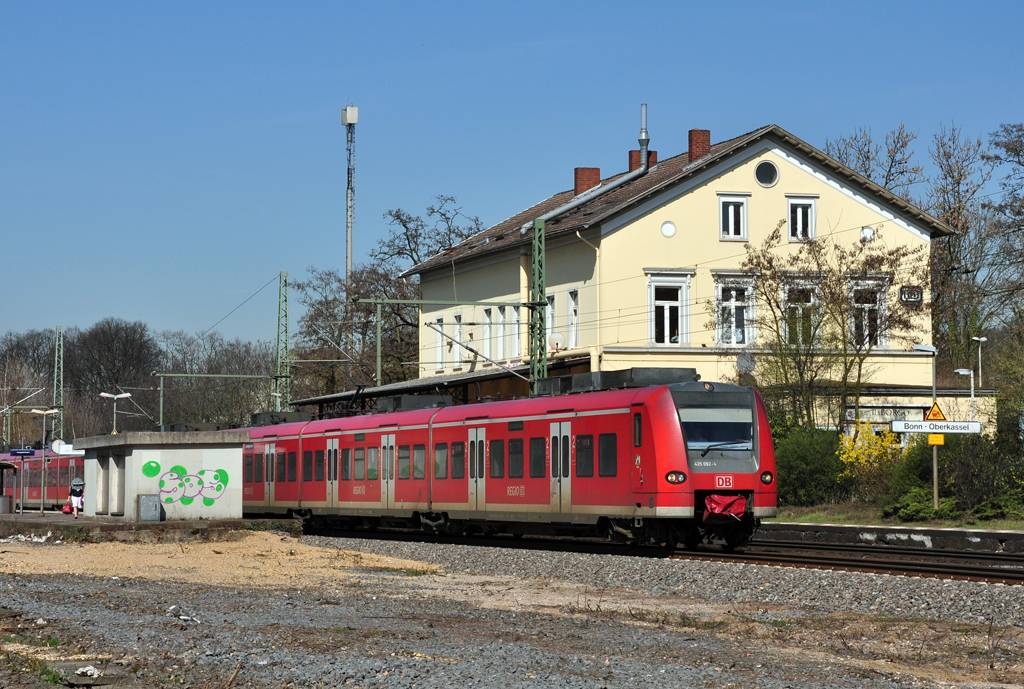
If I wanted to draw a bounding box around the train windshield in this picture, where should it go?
[671,388,758,473]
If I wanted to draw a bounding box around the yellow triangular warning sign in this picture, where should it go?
[926,402,947,421]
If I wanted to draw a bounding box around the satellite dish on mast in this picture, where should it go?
[548,333,566,351]
[737,351,756,374]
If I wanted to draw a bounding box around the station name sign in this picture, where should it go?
[891,420,982,434]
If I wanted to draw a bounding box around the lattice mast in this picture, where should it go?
[52,325,64,439]
[275,271,290,412]
[342,105,358,353]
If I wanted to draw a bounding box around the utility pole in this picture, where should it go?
[528,219,547,396]
[342,105,358,354]
[275,271,290,412]
[52,325,64,439]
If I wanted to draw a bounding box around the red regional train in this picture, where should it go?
[241,369,777,548]
[1,450,85,512]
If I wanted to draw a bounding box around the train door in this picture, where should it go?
[326,438,339,507]
[467,427,485,513]
[264,443,275,506]
[550,421,571,515]
[380,434,395,511]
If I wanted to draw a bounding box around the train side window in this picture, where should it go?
[315,450,325,482]
[287,452,297,482]
[413,444,426,479]
[367,447,379,480]
[303,451,313,482]
[551,434,559,477]
[341,448,352,480]
[634,412,642,447]
[354,448,365,480]
[598,433,618,477]
[508,439,524,479]
[576,435,594,477]
[397,445,411,479]
[75,464,83,480]
[59,466,68,487]
[434,443,448,479]
[529,437,546,478]
[244,454,254,483]
[254,454,264,482]
[451,442,465,479]
[49,470,57,487]
[489,439,505,478]
[469,441,476,479]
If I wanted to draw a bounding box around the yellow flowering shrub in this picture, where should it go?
[838,420,904,501]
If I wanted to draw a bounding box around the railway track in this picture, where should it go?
[307,525,1024,585]
[673,540,1024,585]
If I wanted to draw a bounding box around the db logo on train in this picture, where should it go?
[715,475,734,489]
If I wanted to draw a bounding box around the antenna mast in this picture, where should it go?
[274,271,290,412]
[341,105,358,353]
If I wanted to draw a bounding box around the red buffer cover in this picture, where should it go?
[703,494,746,524]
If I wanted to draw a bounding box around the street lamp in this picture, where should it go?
[954,368,976,422]
[30,408,58,515]
[913,344,939,510]
[972,336,988,388]
[99,392,131,434]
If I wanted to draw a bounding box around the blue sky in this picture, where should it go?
[2,1,1021,343]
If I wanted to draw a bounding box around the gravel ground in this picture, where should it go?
[1,531,1021,688]
[302,534,1024,626]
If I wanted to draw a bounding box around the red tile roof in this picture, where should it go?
[403,125,952,278]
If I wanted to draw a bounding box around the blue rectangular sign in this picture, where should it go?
[10,449,35,456]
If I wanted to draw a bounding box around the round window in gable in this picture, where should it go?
[755,160,779,187]
[661,221,676,238]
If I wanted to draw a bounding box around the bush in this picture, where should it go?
[881,486,960,522]
[838,421,903,502]
[774,428,846,506]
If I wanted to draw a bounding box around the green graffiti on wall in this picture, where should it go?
[143,461,230,507]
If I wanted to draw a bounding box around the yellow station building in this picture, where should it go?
[399,121,990,430]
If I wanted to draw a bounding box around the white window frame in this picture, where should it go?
[646,273,690,347]
[452,313,463,370]
[567,289,579,349]
[849,278,889,349]
[787,196,816,242]
[546,294,555,347]
[496,306,506,361]
[718,193,749,241]
[510,306,521,361]
[782,281,819,346]
[434,317,445,372]
[482,308,492,361]
[715,276,756,346]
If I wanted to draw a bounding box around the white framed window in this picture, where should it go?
[546,294,555,345]
[510,306,521,360]
[719,195,748,240]
[788,197,816,241]
[850,280,888,348]
[452,313,463,370]
[482,308,492,360]
[783,283,818,345]
[496,306,505,361]
[434,317,445,372]
[716,277,755,346]
[567,289,579,349]
[647,273,690,346]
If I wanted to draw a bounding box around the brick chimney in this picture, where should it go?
[628,150,658,172]
[574,167,601,196]
[688,129,710,163]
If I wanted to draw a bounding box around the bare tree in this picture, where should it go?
[733,223,929,428]
[825,124,925,201]
[371,195,483,272]
[926,123,1002,370]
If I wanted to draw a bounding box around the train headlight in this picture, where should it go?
[665,471,687,484]
[760,471,774,485]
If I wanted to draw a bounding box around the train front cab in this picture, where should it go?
[666,381,777,548]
